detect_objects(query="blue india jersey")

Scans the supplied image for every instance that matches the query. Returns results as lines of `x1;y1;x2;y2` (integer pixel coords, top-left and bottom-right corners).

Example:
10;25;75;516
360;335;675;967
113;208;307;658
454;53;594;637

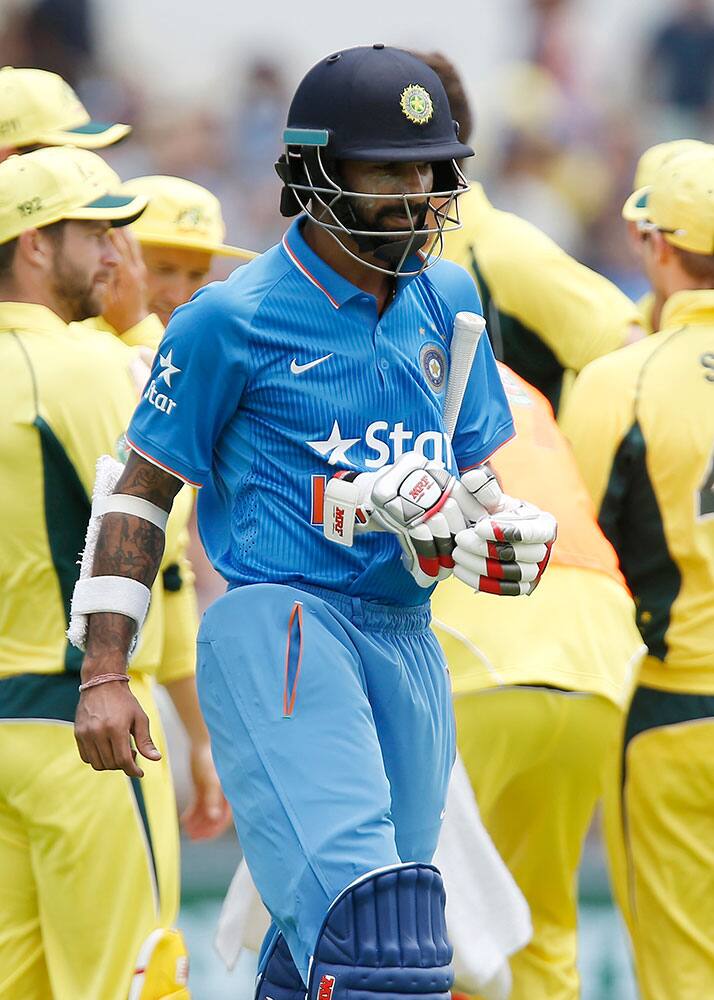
127;217;514;606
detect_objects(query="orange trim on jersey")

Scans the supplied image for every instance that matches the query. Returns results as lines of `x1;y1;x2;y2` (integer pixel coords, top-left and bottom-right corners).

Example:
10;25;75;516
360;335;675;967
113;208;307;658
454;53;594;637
282;235;340;310
283;601;304;718
125;436;203;489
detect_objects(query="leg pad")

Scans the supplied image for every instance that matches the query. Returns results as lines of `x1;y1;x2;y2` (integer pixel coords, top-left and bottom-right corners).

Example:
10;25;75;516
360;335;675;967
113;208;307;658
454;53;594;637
308;864;453;1000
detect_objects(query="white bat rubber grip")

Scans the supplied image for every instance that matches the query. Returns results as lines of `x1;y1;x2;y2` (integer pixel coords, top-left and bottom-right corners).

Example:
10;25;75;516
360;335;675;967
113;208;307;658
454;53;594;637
443;311;486;439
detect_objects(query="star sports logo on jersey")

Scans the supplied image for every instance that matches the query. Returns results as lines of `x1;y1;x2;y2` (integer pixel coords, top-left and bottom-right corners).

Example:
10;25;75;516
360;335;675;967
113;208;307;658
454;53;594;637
307;419;453;526
307;419;452;468
143;349;181;415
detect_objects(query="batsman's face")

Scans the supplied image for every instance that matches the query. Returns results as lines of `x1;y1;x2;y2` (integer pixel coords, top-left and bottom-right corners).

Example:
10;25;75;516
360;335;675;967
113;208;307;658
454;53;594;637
142;245;212;326
339;159;434;236
48;220;120;323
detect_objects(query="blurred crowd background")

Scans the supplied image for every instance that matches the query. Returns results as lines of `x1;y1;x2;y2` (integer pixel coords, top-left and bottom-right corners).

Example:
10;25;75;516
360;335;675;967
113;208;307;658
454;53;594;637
3;0;714;318
1;1;711;995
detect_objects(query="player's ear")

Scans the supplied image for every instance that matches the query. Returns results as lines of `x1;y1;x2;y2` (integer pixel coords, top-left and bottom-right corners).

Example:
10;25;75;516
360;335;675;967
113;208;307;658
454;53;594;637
651;230;673;265
17;226;54;271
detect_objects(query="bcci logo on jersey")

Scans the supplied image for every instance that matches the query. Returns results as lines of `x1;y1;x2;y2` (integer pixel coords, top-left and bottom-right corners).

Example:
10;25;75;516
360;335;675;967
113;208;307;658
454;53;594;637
419;342;447;393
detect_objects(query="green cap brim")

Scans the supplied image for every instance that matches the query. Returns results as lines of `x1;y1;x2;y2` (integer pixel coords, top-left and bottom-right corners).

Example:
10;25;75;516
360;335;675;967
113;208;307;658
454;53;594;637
65;192;148;226
622;186;651;222
34;120;132;150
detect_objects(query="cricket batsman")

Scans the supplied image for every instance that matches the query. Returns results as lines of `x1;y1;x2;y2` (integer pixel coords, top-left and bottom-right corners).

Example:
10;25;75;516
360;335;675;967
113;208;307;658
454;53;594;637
71;46;556;1000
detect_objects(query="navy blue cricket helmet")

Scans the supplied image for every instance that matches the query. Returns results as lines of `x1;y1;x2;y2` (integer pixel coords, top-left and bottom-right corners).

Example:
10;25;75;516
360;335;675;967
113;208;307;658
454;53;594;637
275;45;475;276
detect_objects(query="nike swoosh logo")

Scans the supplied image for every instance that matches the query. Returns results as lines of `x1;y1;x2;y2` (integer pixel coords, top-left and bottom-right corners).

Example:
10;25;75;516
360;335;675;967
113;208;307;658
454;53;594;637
290;353;333;375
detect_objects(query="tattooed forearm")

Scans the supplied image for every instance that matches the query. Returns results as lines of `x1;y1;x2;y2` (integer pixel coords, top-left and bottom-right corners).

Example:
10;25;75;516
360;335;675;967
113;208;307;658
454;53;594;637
83;452;184;667
116;450;184;507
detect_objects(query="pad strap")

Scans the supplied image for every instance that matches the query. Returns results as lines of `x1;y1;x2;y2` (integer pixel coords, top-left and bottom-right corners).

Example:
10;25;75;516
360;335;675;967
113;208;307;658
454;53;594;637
255;931;306;1000
72;576;151;626
92;494;169;532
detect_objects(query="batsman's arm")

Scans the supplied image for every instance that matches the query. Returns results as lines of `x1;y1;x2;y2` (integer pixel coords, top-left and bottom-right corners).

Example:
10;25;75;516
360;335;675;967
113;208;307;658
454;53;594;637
75;451;184;778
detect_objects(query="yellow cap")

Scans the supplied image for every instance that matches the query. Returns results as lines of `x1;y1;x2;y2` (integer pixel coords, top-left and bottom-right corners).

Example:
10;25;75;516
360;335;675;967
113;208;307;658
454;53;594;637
625;150;714;255
120;175;257;260
622;139;710;221
0;66;131;149
0;146;148;245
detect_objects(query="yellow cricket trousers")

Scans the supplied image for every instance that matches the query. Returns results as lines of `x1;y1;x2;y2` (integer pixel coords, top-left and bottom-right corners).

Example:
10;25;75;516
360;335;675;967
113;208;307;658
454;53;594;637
604;684;714;1000
0;671;179;1000
455;685;621;1000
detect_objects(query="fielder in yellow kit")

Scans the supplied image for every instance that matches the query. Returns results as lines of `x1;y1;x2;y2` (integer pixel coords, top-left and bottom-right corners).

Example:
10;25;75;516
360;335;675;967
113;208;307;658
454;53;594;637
562;151;714;1000
621;139;710;335
0;148;184;1000
432;364;644;1000
81;177;256;848
416;52;643;417
86;173;257;349
0;65;131;162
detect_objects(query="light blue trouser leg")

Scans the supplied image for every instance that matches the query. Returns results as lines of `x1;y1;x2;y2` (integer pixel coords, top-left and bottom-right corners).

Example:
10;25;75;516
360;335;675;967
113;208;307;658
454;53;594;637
197;583;453;983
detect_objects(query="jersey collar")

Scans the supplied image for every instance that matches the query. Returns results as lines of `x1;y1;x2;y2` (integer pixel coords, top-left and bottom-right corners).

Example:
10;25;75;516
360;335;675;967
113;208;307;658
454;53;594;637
281;217;422;309
0;301;69;335
281;218;364;309
660;288;714;330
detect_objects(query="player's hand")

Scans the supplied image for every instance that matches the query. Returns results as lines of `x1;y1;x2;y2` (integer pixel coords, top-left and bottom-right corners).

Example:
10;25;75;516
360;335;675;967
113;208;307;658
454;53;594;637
324;452;468;587
75;677;162;778
181;741;233;841
451;466;557;596
370;453;469;587
101;228;150;334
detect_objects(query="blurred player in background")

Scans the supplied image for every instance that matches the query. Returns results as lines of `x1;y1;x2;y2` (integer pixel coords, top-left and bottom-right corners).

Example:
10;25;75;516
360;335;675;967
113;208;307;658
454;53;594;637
68;45;556;1000
621;138;710;334
562;150;714;1000
417;52;643;417
432;364;644;1000
0;65;130;161
83;174;253;845
84;175;254;838
1;68;237;994
93;174;257;344
0;147;191;1000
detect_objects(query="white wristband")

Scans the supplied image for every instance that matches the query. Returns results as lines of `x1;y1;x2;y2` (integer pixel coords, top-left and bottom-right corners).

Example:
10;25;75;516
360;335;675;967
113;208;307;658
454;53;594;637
92;494;169;532
71;575;151;621
69;575;151;651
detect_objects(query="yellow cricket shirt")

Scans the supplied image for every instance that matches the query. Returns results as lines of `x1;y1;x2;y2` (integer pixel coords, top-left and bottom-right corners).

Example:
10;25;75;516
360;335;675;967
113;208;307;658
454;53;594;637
444;183;642;415
562;290;714;692
84;312;164;351
0;303;138;677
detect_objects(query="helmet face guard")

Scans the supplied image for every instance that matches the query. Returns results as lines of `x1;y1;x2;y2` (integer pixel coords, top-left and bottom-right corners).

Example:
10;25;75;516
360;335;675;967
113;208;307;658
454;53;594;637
276;129;469;278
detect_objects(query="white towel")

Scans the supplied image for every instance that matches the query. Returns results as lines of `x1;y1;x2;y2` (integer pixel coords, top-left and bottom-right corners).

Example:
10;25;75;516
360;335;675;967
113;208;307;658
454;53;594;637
67;455;125;650
215;751;531;1000
435;753;531;998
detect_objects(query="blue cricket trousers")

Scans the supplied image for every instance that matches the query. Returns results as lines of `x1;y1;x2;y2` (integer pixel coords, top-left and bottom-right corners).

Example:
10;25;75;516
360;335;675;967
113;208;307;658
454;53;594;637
197;582;455;980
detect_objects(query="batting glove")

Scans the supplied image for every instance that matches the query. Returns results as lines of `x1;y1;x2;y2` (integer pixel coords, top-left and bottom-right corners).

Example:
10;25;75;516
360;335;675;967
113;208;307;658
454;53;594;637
323;452;468;587
451;467;557;596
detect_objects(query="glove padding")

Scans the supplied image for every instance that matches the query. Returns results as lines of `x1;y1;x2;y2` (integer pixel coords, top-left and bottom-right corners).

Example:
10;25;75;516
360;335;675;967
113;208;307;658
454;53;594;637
451;467;557;596
324;452;468;587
